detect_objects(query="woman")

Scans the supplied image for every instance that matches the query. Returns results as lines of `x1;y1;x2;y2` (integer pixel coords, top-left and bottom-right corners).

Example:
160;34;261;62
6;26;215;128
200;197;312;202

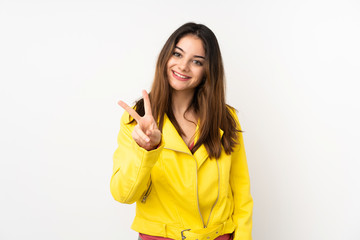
110;22;253;240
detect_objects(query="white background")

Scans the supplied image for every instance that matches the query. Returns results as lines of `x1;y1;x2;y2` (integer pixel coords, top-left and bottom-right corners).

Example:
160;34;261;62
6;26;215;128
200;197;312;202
0;0;359;239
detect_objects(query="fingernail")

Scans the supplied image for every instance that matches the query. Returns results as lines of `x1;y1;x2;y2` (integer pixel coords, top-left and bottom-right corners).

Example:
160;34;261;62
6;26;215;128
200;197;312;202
146;138;150;142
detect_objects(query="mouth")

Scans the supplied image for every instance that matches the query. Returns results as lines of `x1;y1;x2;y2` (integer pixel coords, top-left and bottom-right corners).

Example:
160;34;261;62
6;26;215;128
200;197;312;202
172;70;191;81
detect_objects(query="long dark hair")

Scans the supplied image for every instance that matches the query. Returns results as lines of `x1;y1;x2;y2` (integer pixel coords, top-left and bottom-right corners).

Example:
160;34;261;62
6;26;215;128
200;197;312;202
130;22;241;158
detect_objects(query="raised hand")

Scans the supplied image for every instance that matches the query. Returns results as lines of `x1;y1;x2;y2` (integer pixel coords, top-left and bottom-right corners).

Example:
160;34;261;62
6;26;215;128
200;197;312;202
118;90;161;151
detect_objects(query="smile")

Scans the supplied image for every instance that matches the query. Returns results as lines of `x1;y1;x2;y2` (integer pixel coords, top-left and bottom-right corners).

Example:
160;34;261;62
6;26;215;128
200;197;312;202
172;70;191;80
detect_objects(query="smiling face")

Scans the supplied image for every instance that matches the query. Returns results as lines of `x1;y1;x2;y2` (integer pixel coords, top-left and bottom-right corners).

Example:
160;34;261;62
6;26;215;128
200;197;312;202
167;34;206;94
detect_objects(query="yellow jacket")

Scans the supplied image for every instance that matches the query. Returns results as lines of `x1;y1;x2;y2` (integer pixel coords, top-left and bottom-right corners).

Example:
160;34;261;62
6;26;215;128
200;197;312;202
110;110;253;240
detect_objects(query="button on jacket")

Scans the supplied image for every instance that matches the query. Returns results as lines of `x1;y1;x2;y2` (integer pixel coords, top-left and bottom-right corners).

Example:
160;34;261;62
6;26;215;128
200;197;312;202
110;109;253;240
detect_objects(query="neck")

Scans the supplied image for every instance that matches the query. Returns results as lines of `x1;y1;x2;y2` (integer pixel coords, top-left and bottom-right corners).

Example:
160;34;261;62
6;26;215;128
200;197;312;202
171;89;195;116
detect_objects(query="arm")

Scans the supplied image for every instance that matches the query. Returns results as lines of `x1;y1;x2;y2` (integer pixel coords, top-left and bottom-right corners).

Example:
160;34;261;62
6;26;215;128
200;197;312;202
110;111;164;204
230;113;253;240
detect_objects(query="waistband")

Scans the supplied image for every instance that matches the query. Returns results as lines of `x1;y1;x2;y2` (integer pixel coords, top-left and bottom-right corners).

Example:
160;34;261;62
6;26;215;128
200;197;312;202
132;217;235;240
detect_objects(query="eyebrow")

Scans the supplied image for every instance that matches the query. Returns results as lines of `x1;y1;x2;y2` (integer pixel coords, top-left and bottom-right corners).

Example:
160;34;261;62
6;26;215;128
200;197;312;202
175;46;205;59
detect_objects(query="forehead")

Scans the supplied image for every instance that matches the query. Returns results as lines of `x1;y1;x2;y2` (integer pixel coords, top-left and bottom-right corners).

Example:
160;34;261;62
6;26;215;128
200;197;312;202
176;35;205;56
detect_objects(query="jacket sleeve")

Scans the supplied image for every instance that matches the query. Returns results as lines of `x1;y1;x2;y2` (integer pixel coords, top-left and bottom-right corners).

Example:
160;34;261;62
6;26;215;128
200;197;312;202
110;111;165;204
230;111;253;240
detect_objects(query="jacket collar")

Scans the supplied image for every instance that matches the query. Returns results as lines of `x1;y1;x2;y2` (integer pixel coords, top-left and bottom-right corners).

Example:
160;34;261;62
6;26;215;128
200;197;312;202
162;113;191;154
162;114;224;169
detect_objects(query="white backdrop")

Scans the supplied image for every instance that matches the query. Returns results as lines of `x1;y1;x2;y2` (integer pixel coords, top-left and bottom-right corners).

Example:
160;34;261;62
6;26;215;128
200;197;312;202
1;0;359;239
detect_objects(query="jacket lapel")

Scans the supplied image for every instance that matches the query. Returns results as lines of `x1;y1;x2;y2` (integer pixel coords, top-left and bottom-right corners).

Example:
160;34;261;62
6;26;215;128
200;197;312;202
162;114;224;170
194;127;224;170
162;114;191;154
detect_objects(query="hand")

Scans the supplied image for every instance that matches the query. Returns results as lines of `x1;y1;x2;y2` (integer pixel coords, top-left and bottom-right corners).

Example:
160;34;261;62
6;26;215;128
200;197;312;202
118;90;161;151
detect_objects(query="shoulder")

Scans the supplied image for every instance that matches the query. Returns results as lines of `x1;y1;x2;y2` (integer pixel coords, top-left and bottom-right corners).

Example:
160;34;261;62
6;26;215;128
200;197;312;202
226;104;242;131
120;110;132;124
120;108;137;130
226;104;237;116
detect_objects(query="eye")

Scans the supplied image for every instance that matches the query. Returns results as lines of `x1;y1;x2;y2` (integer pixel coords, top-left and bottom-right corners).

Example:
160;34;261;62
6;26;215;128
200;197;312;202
193;60;203;66
173;51;181;57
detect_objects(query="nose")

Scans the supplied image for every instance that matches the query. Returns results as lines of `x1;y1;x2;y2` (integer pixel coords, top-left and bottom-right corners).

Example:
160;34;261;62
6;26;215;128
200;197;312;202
178;59;189;72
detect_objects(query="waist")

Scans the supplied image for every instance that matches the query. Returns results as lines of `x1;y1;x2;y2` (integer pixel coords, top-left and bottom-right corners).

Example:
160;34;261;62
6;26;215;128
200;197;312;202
139;232;233;240
132;217;235;240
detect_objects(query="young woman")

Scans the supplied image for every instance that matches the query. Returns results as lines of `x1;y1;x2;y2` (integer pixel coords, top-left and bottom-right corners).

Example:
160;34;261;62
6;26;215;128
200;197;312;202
110;22;253;240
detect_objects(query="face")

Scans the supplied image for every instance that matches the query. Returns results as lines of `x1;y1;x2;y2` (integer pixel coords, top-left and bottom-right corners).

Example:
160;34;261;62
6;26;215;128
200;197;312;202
167;34;206;94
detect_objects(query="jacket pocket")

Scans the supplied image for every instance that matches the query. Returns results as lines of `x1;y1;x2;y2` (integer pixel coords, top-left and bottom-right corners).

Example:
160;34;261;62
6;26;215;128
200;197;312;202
141;180;152;203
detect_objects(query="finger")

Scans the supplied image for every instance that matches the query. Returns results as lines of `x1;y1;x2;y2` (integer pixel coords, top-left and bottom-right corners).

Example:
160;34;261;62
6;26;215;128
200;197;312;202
132;130;151;148
142;90;153;116
133;125;150;143
118;100;141;122
146;129;161;146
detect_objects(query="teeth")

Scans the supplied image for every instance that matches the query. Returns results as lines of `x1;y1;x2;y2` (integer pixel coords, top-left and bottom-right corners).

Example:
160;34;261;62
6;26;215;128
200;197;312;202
174;71;188;79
